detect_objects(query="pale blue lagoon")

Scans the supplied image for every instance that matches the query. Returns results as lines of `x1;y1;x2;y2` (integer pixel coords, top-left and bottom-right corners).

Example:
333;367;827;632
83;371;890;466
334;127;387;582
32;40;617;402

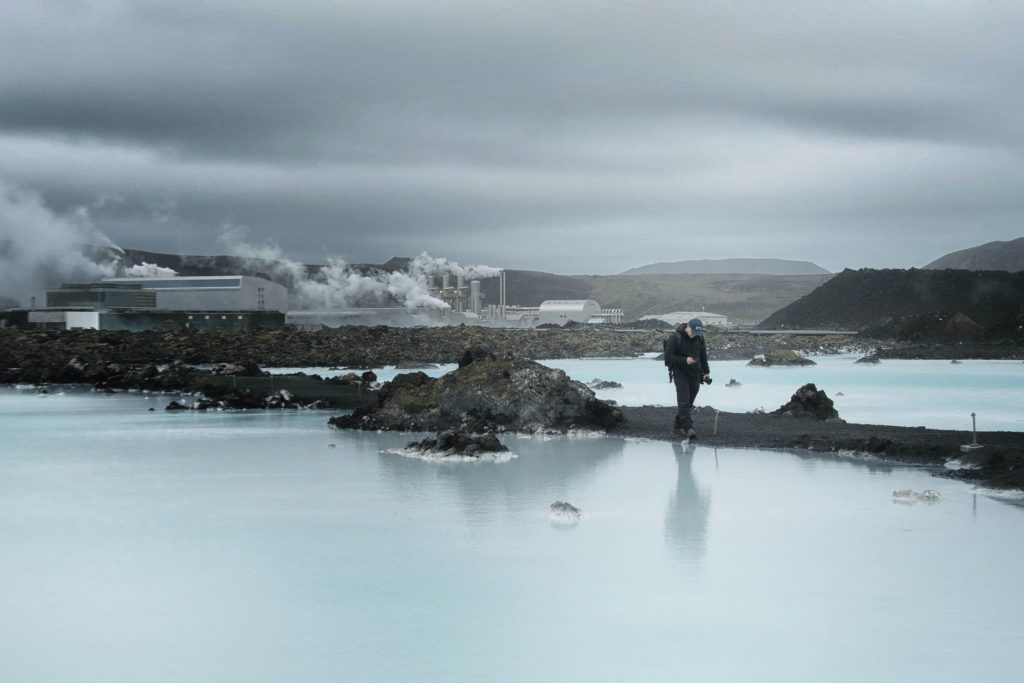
271;355;1024;431
2;365;1024;682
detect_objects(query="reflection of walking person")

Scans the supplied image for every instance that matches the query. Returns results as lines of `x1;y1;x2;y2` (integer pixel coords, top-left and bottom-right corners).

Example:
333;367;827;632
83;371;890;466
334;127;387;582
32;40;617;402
664;318;711;439
665;441;710;564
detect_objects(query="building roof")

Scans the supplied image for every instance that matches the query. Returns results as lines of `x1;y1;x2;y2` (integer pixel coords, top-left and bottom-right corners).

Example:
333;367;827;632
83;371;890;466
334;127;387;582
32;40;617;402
101;276;246;289
539;299;601;311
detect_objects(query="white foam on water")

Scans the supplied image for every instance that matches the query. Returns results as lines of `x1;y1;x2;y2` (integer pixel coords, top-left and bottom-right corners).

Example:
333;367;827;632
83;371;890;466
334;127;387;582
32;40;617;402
892;489;942;505
975;487;1024;501
944;458;981;470
382;447;518;463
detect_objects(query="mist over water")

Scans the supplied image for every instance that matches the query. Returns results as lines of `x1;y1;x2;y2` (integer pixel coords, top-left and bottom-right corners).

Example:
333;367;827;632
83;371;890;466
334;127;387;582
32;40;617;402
1;387;1022;682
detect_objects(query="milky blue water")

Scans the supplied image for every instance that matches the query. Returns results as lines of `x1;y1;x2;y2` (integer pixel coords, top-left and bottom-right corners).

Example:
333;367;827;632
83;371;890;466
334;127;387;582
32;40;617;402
2;387;1023;682
271;355;1024;431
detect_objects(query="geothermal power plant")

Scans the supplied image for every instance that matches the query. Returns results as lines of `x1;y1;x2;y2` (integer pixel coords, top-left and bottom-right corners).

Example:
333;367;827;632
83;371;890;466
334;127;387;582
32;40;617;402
1;267;629;331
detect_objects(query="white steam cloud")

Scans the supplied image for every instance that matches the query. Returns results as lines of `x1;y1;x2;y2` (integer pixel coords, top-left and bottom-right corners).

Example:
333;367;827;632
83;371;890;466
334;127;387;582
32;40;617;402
0;182;498;312
122;262;179;278
218;225;500;310
0;181;122;308
407;254;502;281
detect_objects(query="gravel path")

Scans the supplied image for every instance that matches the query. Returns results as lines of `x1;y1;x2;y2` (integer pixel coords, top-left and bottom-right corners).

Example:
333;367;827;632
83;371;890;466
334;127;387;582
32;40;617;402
613;405;1024;489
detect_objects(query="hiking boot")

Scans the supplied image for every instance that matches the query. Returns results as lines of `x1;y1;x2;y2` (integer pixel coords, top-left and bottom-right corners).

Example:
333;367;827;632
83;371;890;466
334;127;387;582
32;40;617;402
672;424;685;436
686;428;698;440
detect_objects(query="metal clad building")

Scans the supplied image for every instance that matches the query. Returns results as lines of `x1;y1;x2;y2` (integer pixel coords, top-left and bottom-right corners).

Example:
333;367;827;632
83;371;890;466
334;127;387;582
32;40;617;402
46;283;157;309
101;276;288;312
538;300;602;325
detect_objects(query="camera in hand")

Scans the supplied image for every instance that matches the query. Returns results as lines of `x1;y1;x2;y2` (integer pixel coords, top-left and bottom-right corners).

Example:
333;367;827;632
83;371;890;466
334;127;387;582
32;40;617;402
702;376;713;385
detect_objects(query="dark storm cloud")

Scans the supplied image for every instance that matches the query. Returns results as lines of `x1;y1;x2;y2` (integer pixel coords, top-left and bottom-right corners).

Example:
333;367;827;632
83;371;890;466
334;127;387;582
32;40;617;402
1;0;1023;273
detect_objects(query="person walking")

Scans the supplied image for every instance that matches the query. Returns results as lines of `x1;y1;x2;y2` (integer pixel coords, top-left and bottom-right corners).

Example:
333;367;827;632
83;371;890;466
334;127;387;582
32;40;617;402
664;318;711;439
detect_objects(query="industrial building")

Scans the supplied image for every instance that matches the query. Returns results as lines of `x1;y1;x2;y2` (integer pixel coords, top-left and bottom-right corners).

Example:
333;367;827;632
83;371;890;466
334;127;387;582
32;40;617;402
100;276;288;312
8;275;288;331
23;309;284;331
539;300;626;325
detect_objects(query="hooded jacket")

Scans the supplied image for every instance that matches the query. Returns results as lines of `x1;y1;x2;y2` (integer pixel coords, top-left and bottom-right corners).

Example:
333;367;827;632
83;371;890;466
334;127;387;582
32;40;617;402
664;327;710;380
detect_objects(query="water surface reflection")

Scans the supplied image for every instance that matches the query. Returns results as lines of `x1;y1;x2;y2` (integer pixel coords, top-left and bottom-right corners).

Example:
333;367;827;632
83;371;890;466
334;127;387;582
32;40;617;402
664;442;711;567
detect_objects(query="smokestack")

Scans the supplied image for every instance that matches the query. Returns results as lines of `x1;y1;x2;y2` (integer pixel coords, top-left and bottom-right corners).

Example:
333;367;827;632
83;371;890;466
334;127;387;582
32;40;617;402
470;280;481;315
499;270;506;319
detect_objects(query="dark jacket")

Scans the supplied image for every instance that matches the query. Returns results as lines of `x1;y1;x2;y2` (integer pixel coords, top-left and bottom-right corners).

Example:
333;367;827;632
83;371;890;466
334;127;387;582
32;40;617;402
665;328;710;380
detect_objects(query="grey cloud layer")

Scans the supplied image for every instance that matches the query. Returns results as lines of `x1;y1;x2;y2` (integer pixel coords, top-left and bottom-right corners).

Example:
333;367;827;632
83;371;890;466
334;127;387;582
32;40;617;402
1;0;1022;272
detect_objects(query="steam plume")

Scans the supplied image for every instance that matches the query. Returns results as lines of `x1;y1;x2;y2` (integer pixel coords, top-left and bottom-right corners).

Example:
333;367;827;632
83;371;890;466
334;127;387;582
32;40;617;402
121;262;179;278
0;181;122;308
218;225;500;310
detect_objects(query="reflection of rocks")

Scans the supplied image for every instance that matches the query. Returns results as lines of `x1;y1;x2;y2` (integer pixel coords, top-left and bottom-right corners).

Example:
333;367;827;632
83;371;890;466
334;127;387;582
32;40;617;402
330;350;624;433
406;430;508;458
772;383;840;421
375;432;627;521
549;501;583;524
587;378;623;390
747;349;816;366
166;388;314;411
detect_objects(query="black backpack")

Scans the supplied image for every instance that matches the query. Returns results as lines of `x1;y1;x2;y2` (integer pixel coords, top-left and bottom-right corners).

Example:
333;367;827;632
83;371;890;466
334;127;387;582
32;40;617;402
663;330;680;381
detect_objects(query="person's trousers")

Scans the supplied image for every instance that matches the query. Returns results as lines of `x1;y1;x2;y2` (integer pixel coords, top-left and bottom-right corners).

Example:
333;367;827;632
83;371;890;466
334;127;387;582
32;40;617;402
673;374;701;429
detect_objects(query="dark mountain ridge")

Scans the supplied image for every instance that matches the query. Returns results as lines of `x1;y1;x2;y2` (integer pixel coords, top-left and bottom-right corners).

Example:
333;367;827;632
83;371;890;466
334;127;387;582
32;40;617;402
758;268;1024;342
923;237;1024;272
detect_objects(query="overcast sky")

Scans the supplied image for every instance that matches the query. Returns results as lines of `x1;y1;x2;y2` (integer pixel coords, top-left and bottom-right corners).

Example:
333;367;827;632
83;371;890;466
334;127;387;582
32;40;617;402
1;0;1022;274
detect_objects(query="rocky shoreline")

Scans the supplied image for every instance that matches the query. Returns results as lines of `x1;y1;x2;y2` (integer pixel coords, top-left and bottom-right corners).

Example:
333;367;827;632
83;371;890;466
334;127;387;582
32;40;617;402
3;327;1021;490
3;327;1021;381
611;405;1024;492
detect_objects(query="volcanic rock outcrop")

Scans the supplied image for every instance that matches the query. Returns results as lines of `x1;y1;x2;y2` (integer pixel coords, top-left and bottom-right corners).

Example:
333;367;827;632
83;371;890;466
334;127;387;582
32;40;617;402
405;430;508;457
329;349;624;433
771;383;839;421
747;349;817;367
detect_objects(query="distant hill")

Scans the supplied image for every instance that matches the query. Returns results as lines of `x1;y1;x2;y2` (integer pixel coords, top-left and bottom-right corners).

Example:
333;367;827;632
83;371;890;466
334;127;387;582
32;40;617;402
477;271;830;324
923;237;1024;272
620;258;829;276
758;269;1024;340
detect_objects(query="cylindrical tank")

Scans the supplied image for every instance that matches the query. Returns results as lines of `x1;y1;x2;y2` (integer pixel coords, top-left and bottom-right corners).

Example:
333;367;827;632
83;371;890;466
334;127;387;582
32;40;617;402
470;280;481;315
